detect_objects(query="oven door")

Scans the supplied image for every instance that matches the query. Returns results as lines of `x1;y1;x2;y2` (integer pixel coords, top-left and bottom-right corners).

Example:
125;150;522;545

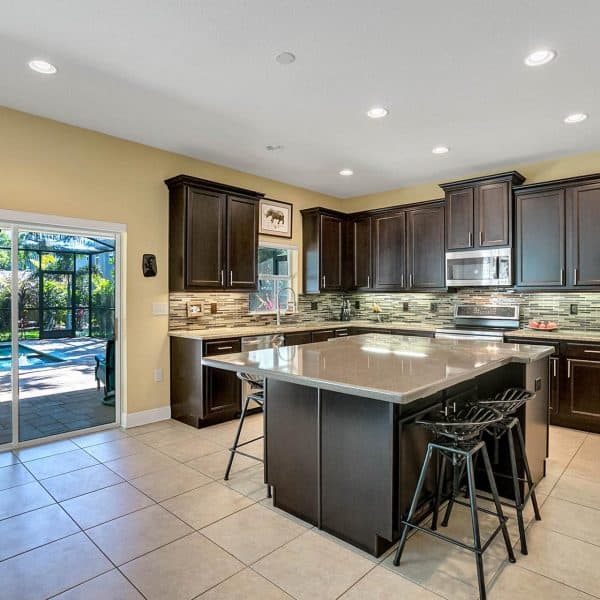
445;249;511;287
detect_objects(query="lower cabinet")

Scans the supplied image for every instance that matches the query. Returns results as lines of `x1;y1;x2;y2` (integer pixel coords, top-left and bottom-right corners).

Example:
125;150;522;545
284;331;313;346
311;329;336;342
563;344;600;432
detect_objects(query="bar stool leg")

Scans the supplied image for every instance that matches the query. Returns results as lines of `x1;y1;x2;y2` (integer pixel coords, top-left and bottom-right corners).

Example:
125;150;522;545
224;394;251;481
507;424;528;554
515;420;541;521
441;460;464;527
431;454;447;531
480;444;516;564
394;446;435;566
465;452;486;600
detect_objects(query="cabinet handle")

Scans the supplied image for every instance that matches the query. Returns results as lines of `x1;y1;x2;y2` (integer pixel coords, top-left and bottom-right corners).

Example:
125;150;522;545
337;332;348;336
230;270;233;286
468;232;473;247
220;270;224;286
567;359;571;378
574;268;578;285
401;273;405;288
216;345;233;351
409;273;414;288
367;275;370;288
322;275;326;288
560;269;565;285
479;231;483;246
584;349;600;355
551;357;557;377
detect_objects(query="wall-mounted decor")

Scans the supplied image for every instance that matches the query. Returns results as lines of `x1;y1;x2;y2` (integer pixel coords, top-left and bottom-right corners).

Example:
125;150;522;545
259;198;293;238
142;254;157;277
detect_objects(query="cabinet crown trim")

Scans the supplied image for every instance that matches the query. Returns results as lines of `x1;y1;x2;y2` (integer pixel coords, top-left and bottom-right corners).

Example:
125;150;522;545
165;174;264;199
439;171;525;191
514;173;600;194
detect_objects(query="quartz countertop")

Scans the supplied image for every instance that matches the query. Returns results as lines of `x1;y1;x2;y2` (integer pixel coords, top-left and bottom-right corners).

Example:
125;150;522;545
202;333;554;405
506;328;600;343
169;320;438;341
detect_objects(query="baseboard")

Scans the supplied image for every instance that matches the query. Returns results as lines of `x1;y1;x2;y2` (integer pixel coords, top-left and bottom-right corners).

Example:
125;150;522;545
121;405;171;429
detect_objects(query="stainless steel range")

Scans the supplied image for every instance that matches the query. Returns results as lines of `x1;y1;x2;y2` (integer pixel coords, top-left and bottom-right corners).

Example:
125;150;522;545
435;304;520;342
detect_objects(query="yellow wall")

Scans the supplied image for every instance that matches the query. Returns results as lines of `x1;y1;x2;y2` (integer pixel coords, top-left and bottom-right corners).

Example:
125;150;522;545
342;152;600;212
0;106;340;417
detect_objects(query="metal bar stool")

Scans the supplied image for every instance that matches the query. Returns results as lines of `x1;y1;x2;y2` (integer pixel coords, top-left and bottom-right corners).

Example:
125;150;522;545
394;404;515;600
224;372;271;498
477;388;542;555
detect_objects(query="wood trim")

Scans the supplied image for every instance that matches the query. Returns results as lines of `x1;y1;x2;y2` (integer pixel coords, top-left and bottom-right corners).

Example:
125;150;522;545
440;171;525;192
165;174;264;199
514;173;600;193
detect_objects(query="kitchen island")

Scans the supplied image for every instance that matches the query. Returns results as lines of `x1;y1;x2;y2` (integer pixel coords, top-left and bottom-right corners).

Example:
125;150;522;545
203;334;554;556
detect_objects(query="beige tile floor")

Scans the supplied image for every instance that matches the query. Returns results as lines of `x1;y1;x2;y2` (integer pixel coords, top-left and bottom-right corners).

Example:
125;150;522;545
0;416;599;599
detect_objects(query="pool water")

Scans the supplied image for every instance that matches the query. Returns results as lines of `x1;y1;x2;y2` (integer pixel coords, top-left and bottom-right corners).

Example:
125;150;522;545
0;344;64;370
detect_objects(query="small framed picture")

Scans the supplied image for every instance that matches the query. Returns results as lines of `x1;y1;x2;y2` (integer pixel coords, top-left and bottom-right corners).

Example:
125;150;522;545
259;198;293;238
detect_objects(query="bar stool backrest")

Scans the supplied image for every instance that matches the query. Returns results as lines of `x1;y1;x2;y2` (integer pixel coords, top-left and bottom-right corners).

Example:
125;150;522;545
477;388;533;417
237;372;264;391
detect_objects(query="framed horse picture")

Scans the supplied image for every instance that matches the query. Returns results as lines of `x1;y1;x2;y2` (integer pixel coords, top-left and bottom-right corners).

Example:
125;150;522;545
259;198;293;238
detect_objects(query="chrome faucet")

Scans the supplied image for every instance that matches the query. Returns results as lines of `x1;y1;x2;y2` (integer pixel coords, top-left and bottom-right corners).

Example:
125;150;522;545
276;287;297;326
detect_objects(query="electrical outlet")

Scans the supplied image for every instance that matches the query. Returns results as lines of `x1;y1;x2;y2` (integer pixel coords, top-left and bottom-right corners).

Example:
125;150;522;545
570;304;578;315
311;302;318;310
152;302;168;316
354;300;360;310
210;303;218;314
153;368;163;383
403;302;409;312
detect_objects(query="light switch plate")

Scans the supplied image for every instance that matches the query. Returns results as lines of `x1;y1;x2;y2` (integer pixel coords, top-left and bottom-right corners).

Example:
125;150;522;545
154;368;164;383
186;301;202;317
152;302;168;316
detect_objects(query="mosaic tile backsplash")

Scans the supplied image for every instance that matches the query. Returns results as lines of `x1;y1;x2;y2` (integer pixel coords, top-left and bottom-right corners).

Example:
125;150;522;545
169;289;600;331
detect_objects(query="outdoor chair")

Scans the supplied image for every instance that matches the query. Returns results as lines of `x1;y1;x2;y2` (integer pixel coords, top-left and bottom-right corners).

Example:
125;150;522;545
95;339;115;406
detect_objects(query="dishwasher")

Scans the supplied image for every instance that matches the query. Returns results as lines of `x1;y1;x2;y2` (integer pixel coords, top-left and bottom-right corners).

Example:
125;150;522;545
240;334;285;411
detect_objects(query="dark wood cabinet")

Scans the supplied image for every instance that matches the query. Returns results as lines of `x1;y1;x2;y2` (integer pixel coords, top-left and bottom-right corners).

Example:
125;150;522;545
311;329;336;342
352;217;373;290
549;356;560;417
441;172;525;252
568;181;600;287
514;173;600;290
284;331;313;346
166;175;262;292
203;338;242;423
301;208;345;293
446;188;474;250
515;189;566;287
373;210;406;290
406;204;445;289
564;344;600;432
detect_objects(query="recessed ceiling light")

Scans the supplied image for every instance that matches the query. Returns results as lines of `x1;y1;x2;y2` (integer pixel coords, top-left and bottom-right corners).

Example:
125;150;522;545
28;59;57;74
275;52;296;65
339;169;354;176
367;107;389;119
524;49;557;67
266;145;284;151
564;113;588;124
432;146;450;154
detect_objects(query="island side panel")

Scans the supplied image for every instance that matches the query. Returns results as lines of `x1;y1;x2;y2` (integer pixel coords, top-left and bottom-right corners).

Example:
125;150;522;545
265;379;319;525
320;390;396;556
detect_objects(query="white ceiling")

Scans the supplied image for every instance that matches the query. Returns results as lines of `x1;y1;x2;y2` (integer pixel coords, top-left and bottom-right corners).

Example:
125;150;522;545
1;1;599;198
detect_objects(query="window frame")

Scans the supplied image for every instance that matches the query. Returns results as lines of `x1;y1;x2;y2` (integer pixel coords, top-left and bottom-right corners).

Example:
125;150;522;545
249;242;298;315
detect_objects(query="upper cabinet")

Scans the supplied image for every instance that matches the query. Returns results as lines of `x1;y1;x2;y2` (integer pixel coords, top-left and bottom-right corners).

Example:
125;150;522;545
166;175;262;292
441;172;525;251
373;210;406;290
515;174;600;289
301;208;345;293
406;204;445;289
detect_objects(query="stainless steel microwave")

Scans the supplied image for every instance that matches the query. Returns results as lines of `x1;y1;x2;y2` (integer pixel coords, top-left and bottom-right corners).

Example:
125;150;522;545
445;248;512;287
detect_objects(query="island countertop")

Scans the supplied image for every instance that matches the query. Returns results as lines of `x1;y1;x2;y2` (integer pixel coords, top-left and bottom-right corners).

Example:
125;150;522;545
202;333;554;404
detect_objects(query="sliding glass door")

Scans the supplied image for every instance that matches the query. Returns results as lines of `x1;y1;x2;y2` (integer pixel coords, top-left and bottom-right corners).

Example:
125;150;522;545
0;223;120;448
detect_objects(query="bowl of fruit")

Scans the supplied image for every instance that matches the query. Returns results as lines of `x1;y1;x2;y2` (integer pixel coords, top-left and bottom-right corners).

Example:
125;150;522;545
527;319;559;331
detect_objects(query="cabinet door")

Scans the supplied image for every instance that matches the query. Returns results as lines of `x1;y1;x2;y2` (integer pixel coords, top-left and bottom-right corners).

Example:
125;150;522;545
566;358;600;430
446;188;474;250
227;195;258;289
186;188;226;289
353;217;372;289
477;182;510;247
311;330;335;342
320;215;343;291
203;338;242;421
406;206;445;289
373;211;406;290
284;331;313;346
515;190;565;287
568;182;600;286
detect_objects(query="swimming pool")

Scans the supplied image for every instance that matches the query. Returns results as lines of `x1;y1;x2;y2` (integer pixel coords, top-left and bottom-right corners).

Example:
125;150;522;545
0;344;64;370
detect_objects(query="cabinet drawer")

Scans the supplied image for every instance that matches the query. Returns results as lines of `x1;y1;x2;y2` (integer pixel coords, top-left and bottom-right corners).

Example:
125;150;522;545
204;338;242;356
566;343;600;360
505;337;560;355
334;328;350;337
284;331;313;346
312;330;335;342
